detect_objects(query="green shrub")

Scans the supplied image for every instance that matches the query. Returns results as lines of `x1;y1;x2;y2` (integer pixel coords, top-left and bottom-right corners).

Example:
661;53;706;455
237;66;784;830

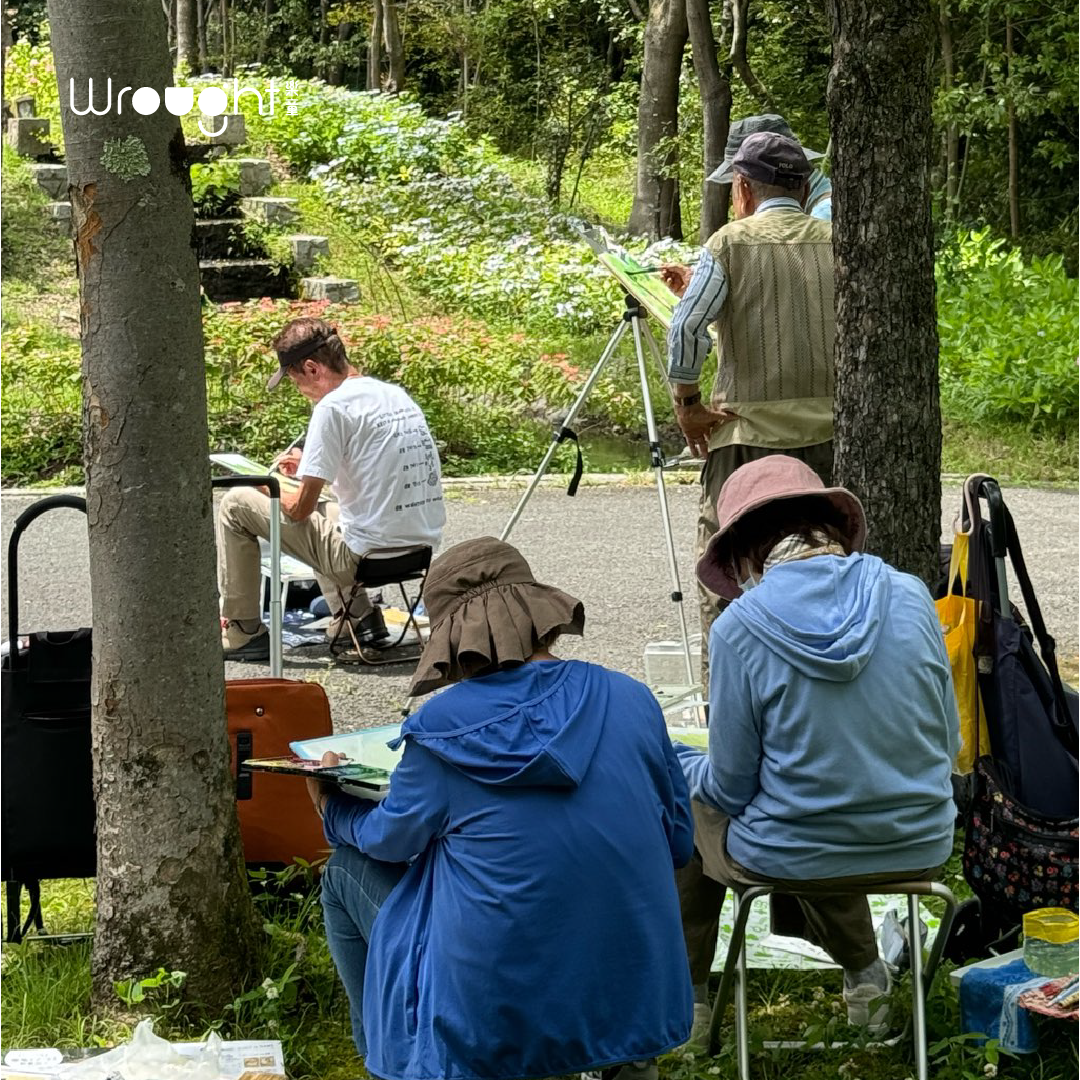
190;158;241;218
0;320;82;484
3;24;63;153
202;298;583;474
238;80;688;337
1;151;71;286
937;229;1079;433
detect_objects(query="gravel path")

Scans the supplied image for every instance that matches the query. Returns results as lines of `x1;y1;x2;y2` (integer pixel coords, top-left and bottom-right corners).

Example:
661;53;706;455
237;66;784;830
2;480;1076;732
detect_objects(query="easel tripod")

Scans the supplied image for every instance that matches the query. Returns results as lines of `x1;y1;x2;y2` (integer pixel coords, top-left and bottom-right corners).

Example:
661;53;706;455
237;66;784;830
500;293;697;688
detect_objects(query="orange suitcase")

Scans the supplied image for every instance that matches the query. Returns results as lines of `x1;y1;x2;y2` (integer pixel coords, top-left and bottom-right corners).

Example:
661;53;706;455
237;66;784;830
227;677;332;867
214;474;334;868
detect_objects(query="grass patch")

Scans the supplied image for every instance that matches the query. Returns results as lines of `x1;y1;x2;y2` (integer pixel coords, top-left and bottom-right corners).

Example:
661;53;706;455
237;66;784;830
941;418;1078;486
3;863;1076;1080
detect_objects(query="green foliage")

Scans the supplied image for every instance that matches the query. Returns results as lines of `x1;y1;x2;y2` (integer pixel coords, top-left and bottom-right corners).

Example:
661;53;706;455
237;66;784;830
190;158;242;218
3;23;63;153
0;149;72;286
114;969;187;1009
0;319;82;484
937;229;1079;432
201;298;583;475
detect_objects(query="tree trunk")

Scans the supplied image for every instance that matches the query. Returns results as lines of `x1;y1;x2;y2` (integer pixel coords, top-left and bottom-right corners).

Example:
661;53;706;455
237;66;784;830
2;5;12;109
1005;14;1019;239
196;0;208;71
686;0;731;240
220;0;231;76
383;0;405;92
166;0;177;56
826;0;942;584
331;21;354;86
258;0;276;65
176;0;198;73
367;2;383;90
44;0;258;1011
628;0;687;240
939;0;957;217
316;0;329;79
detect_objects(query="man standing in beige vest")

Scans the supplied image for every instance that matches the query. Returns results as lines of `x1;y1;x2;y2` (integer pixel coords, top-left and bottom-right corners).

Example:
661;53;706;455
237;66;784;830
661;131;835;1037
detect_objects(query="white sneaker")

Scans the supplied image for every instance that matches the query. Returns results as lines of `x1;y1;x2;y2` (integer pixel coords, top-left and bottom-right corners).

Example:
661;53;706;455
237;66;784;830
842;967;892;1035
684;1001;711;1047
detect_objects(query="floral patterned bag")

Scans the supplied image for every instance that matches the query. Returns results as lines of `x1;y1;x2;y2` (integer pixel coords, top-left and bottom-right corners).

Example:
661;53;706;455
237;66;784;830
963;754;1078;919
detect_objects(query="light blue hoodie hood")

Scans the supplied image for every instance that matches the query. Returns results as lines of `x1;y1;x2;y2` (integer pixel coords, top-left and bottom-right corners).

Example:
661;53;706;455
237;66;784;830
392;660;604;788
679;550;959;880
729;553;891;682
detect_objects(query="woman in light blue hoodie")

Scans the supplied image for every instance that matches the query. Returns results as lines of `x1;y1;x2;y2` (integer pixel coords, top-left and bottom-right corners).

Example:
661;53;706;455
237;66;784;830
677;455;959;1036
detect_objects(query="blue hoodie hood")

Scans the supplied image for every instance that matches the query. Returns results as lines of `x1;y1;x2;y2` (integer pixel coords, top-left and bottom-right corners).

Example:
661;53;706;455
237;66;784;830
390;660;604;788
728;553;891;682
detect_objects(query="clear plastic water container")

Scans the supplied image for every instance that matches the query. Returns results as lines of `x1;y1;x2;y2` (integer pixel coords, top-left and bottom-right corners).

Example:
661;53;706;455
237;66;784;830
1023;908;1080;977
644;636;701;695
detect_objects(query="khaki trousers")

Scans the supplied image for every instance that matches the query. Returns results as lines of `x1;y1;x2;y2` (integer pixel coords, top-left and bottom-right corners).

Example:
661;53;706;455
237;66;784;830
677;801;939;983
696;440;833;689
216;487;372;623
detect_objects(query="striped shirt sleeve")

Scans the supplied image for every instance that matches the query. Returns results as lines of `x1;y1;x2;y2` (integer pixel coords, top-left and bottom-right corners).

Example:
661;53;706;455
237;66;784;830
667;249;727;384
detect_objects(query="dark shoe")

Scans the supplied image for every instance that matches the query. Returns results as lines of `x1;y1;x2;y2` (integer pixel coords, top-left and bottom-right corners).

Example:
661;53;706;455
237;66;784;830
222;620;270;662
356;607;390;646
327;607;390;647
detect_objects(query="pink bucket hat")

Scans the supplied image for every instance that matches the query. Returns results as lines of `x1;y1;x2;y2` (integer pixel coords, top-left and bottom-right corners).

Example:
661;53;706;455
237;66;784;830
697;455;867;600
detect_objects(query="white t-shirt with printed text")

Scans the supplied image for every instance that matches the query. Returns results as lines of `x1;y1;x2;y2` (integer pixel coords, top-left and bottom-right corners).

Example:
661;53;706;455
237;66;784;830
298;376;445;554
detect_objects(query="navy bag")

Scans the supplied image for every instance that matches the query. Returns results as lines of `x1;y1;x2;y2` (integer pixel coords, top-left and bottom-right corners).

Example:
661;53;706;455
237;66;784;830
962;475;1078;819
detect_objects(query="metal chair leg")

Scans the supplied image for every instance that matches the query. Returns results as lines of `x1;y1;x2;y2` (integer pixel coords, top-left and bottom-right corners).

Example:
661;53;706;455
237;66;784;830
735;892;751;1080
708;886;767;1059
908;893;928;1080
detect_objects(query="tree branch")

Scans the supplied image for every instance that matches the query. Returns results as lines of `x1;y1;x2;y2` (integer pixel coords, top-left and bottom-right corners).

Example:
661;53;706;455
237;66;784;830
729;0;772;108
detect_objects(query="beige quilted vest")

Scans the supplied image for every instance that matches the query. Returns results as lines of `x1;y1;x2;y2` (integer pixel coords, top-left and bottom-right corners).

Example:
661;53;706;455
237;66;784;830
703;209;834;449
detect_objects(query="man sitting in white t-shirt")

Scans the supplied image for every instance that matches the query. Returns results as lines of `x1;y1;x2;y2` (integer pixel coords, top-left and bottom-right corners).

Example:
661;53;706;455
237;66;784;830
218;318;446;661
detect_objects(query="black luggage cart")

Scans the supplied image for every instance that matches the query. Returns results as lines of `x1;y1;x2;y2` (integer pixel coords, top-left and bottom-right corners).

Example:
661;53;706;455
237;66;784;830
1;495;96;942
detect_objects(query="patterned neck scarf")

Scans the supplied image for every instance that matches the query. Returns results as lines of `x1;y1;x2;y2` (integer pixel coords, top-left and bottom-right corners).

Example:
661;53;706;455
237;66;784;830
763;530;847;575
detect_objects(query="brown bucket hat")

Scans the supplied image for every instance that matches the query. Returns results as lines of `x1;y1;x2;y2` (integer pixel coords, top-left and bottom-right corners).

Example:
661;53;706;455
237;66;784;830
408;537;585;697
697;455;867;601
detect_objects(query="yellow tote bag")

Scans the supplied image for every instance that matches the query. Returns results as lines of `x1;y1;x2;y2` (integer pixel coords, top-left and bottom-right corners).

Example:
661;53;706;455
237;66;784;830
935;532;988;774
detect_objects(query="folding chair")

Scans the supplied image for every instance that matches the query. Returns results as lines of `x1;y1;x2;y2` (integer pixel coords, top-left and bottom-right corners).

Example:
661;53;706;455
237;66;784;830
329;545;432;665
708;879;959;1080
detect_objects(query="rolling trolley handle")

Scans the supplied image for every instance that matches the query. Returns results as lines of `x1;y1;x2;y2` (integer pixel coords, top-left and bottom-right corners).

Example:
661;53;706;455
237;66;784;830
6;495;88;663
211;476;283;677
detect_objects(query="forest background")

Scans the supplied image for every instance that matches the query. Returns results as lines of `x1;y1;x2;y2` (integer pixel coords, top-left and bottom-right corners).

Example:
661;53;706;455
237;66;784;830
2;0;1077;488
0;3;1078;1078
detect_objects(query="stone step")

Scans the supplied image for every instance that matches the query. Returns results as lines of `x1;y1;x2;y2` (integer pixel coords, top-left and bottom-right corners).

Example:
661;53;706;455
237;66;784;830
286;234;330;270
240;196;299;226
6;116;52;159
195;217;259;260
233;157;274;197
46;201;72;236
199;258;292;303
301;277;360;303
28;162;68;199
200;113;247;147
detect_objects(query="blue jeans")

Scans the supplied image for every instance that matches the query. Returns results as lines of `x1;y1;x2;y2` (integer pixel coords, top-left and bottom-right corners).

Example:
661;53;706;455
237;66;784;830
321;844;409;1057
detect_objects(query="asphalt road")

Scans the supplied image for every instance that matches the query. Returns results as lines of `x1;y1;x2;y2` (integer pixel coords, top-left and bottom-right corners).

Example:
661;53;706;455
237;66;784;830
2;480;1076;732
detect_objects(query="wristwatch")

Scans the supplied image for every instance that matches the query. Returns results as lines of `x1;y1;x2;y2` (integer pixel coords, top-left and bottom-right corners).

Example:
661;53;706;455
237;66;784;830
674;391;701;408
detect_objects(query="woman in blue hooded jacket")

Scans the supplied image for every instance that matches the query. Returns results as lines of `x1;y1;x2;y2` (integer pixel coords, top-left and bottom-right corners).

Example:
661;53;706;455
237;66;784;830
308;537;694;1080
677;455;960;1037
